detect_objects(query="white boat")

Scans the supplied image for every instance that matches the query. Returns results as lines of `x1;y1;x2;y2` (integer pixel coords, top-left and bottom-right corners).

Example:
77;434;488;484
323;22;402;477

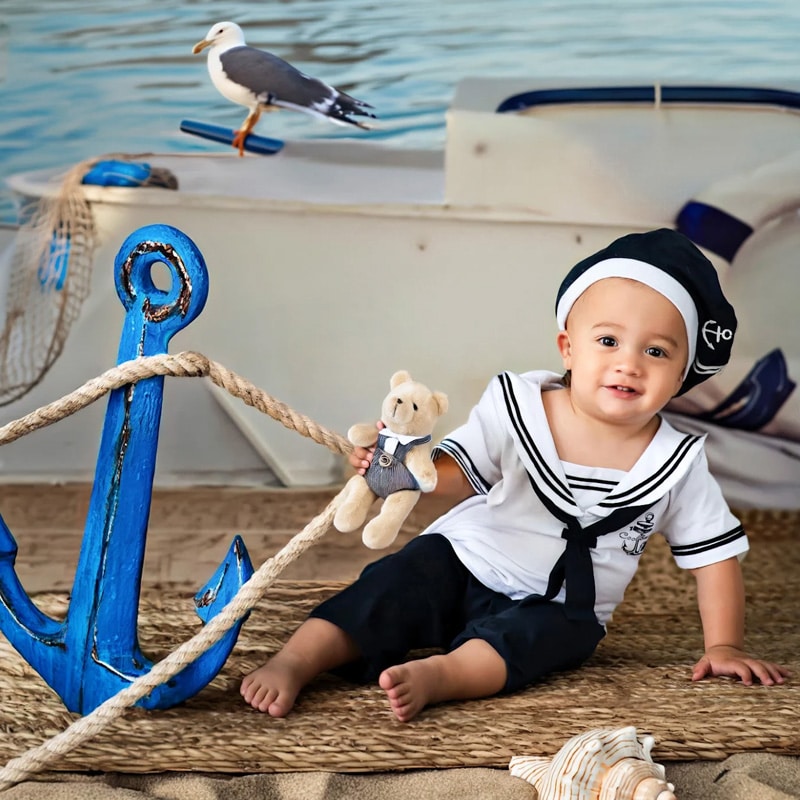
3;78;800;502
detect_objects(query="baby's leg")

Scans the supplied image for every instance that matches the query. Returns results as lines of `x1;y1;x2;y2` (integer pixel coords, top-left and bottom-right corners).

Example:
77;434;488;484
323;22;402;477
379;638;506;722
241;617;359;716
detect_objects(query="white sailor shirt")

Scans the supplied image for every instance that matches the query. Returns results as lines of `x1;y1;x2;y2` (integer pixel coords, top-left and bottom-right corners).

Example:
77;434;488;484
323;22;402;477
422;370;748;626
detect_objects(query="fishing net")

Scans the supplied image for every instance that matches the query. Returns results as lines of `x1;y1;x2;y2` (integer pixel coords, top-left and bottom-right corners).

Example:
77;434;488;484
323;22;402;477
0;155;178;406
0;159;96;406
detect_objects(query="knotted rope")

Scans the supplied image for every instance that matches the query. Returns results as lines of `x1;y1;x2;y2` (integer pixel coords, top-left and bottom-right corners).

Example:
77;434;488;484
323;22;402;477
0;352;355;790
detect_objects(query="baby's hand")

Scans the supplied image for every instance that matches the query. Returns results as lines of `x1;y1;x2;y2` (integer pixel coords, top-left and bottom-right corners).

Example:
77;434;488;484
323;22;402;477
692;645;791;686
348;421;385;475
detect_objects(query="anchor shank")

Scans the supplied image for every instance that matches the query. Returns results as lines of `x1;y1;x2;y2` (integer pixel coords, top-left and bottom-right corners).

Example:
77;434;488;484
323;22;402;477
62;229;208;712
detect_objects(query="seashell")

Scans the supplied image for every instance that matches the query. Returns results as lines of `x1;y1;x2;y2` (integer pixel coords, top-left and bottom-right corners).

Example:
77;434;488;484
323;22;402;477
509;754;550;786
508;726;677;800
600;758;677;800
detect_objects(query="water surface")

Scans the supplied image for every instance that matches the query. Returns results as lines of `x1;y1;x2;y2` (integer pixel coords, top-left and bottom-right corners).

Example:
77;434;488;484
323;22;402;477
2;0;799;221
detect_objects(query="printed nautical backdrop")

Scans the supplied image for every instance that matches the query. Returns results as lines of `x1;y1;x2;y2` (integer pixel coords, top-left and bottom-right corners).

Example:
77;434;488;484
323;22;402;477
1;0;799;222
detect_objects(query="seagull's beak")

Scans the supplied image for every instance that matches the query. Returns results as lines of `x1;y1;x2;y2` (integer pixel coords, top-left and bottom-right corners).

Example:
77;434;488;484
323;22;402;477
192;39;211;55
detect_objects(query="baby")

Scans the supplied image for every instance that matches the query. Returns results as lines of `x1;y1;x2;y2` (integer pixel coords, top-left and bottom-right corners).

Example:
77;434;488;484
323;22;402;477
241;228;789;721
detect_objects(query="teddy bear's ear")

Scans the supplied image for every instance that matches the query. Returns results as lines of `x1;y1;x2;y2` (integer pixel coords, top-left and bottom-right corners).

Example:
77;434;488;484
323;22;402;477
390;370;412;388
432;391;449;416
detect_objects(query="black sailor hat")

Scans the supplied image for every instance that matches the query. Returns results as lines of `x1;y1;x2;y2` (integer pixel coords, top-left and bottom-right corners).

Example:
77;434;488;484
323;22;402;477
555;228;737;396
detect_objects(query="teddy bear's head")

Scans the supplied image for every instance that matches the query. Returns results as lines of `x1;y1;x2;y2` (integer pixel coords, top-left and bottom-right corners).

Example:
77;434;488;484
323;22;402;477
380;370;449;437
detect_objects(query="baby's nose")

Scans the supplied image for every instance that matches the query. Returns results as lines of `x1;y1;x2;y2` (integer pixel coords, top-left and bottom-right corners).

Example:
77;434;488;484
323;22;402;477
615;349;643;375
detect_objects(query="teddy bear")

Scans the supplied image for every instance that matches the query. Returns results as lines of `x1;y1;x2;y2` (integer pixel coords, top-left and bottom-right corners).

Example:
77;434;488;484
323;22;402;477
333;370;449;549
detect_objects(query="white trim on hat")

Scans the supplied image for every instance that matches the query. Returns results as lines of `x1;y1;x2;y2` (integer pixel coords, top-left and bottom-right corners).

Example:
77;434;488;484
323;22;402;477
555;257;698;377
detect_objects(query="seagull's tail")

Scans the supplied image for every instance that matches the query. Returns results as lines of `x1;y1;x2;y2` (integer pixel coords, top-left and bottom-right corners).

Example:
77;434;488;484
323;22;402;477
275;92;377;130
326;91;378;130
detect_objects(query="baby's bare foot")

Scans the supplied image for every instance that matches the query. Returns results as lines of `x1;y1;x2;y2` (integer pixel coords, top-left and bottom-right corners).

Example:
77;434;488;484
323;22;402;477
240;652;309;716
379;659;443;722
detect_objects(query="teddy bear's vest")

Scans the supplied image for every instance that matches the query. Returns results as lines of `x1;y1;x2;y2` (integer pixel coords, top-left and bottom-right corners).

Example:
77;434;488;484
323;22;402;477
365;431;432;498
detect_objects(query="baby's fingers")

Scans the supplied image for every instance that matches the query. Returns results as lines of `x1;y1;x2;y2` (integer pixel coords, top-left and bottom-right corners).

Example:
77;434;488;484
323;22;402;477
690;656;712;682
727;659;788;686
692;653;789;686
348;445;374;475
729;661;756;686
750;660;790;686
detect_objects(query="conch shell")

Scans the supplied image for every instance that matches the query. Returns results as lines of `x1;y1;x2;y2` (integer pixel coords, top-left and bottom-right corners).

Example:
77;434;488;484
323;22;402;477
509;726;677;799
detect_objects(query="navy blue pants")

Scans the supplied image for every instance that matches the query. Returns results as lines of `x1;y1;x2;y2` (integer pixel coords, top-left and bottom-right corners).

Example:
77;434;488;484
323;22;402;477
309;533;605;692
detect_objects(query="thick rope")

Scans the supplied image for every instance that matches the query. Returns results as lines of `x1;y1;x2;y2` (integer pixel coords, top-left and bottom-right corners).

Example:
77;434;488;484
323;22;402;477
0;351;352;455
0;353;357;790
0;493;345;789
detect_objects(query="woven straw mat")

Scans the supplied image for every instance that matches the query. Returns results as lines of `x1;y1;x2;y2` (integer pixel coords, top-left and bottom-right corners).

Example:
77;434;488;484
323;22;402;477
1;509;798;774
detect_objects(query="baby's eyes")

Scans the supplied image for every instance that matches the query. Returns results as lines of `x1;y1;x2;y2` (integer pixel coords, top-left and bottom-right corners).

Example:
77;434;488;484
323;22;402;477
595;338;668;358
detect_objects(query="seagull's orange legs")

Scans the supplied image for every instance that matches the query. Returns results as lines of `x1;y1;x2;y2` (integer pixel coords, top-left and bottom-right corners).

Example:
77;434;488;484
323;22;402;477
232;108;262;156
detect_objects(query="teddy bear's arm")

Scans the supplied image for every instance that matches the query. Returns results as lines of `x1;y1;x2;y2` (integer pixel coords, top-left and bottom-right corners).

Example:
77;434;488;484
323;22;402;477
347;422;380;449
405;447;438;493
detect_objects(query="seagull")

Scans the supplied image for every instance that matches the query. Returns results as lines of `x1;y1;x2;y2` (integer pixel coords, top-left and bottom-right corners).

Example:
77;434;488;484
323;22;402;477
192;21;377;156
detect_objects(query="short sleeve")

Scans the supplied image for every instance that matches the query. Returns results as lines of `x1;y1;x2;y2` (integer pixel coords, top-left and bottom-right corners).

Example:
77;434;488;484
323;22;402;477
432;376;505;495
659;448;748;569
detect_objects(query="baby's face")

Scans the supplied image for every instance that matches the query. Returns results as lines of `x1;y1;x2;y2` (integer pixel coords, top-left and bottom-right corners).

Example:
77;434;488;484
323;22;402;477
558;277;688;425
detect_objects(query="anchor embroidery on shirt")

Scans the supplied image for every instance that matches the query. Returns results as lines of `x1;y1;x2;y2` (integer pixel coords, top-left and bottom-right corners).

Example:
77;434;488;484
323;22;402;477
619;512;656;556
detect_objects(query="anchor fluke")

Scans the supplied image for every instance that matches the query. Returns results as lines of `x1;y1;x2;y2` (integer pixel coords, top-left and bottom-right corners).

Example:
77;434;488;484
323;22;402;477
0;513;64;692
195;535;254;622
131;535;256;711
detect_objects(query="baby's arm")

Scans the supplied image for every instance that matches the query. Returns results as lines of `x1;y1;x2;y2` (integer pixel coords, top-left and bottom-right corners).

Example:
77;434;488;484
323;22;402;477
428;453;475;506
690;557;790;686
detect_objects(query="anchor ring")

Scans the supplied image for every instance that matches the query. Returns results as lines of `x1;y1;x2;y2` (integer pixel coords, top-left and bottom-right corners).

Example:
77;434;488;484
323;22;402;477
119;239;193;322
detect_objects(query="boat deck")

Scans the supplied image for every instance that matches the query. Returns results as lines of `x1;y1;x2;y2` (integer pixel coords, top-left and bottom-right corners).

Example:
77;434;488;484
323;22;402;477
10;141;446;209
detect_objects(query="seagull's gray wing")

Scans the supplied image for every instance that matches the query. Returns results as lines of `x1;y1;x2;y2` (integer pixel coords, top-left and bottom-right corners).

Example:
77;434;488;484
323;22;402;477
220;46;375;125
220;47;332;106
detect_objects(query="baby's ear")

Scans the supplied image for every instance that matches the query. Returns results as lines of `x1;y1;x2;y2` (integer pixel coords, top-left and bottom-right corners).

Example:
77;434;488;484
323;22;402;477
555;330;572;368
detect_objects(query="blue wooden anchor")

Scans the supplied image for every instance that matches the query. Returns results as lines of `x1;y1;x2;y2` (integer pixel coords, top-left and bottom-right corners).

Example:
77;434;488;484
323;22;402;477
0;224;254;713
